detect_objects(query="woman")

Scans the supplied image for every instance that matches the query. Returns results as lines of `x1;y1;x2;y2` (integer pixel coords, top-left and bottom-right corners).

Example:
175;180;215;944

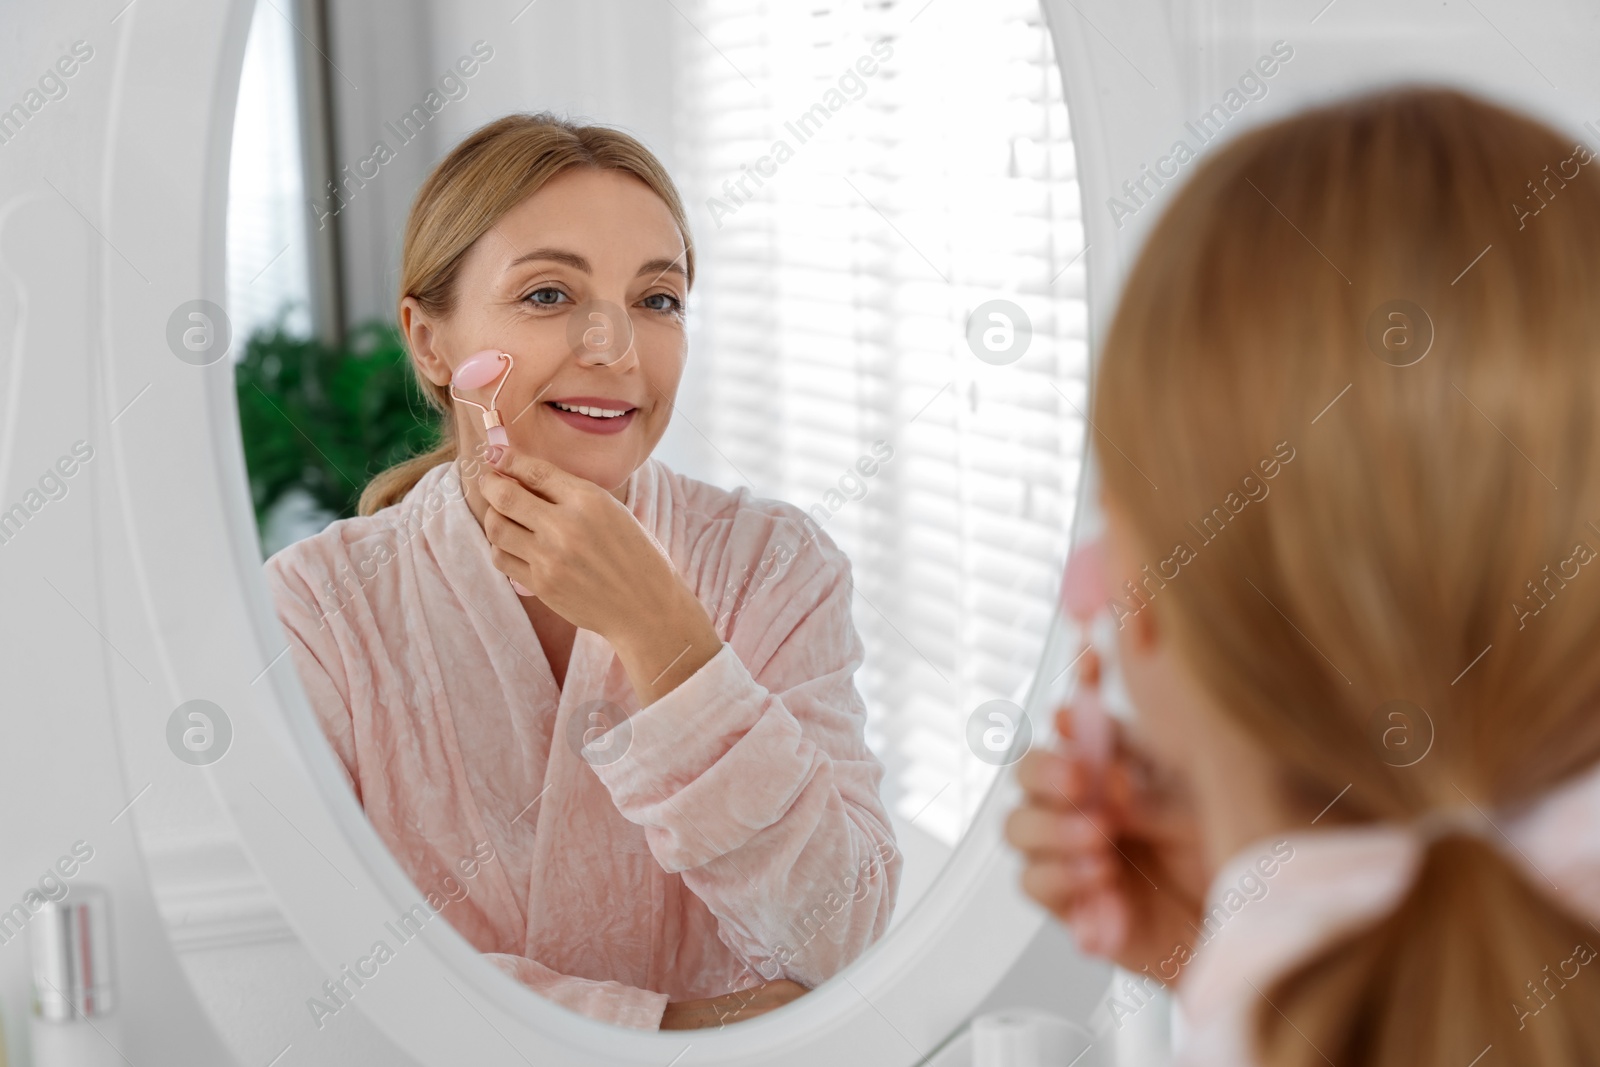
264;113;901;1031
1007;87;1600;1063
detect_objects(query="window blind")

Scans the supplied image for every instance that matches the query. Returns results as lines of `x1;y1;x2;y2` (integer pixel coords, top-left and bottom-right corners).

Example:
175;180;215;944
671;0;1089;846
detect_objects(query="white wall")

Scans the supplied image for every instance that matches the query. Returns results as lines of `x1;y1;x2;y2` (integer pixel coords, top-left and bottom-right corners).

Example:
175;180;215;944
10;1;1600;1065
0;2;258;1064
323;0;682;329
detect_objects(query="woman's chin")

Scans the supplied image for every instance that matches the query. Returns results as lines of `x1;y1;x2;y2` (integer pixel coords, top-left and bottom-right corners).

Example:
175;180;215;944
546;455;640;493
487;433;647;494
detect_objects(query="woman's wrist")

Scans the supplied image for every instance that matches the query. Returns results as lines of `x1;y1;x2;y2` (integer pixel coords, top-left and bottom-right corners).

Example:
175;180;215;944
608;577;723;706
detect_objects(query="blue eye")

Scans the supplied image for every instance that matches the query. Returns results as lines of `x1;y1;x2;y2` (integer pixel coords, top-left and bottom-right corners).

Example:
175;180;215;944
523;287;568;307
641;292;683;314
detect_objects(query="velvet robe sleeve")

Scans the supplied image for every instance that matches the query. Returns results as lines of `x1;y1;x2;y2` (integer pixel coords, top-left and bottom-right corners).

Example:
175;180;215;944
588;528;902;988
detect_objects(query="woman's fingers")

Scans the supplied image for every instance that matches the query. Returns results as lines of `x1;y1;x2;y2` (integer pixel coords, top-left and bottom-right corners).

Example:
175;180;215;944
487;445;579;502
479;467;555;532
1019;855;1116;913
1004;805;1113;854
477;460;564;581
1015;748;1093;806
1013;750;1142;963
1045;696;1190;831
1007;793;1120;923
1018;851;1131;960
1064;890;1130;959
482;499;536;550
482;507;546;595
1013;672;1206;969
1016;739;1122;828
488;545;534;589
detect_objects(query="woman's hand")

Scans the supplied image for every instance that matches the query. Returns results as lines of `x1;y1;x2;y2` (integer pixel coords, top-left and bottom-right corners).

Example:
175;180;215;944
477;447;722;703
1004;649;1209;981
659;979;810;1030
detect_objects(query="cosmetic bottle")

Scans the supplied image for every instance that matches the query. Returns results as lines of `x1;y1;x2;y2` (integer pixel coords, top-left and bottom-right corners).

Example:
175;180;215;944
971;1008;1090;1067
28;885;123;1067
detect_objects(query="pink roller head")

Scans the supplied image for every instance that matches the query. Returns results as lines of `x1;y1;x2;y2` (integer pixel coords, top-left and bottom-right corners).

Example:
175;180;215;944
1060;537;1108;622
452;349;509;390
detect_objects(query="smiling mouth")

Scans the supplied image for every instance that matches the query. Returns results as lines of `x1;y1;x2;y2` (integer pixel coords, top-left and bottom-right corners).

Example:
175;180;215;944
548;400;635;419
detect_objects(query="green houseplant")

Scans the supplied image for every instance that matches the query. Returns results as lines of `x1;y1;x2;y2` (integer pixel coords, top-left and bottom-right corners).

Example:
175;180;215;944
234;320;439;545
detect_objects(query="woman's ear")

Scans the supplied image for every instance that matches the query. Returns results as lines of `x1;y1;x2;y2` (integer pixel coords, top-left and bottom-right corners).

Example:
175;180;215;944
400;296;452;387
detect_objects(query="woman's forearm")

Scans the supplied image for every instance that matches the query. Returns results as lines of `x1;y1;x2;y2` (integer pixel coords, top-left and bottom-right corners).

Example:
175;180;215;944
608;576;723;706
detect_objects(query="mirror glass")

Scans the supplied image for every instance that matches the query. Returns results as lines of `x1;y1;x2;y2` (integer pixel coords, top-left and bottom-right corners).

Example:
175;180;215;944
226;0;1088;1031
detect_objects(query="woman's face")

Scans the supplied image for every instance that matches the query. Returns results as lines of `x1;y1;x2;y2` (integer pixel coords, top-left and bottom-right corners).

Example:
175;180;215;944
403;166;690;495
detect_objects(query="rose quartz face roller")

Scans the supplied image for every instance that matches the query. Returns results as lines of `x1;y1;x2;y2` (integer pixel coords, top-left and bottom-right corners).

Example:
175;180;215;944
449;349;514;464
1055;536;1128;956
1060;537;1115;782
449;349;533;597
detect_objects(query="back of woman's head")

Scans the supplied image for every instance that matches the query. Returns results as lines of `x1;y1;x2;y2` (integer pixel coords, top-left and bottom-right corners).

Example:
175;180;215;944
359;112;693;515
1093;85;1600;1063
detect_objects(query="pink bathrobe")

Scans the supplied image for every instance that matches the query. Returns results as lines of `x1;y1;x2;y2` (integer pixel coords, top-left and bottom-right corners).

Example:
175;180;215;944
264;457;901;1029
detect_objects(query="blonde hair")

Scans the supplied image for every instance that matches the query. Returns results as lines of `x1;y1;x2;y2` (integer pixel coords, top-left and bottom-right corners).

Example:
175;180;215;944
1094;86;1600;1062
358;113;695;515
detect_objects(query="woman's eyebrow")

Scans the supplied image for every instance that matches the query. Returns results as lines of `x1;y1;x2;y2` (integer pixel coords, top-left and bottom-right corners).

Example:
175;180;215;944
638;256;687;282
503;248;590;275
501;248;686;284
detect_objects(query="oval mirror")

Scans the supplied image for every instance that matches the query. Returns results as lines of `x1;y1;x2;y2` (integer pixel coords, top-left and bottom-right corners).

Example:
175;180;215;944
95;0;1119;1062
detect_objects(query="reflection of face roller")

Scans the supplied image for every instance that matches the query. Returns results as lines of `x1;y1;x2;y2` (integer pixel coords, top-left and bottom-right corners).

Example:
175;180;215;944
450;349;533;597
1058;538;1115;801
449;349;514;464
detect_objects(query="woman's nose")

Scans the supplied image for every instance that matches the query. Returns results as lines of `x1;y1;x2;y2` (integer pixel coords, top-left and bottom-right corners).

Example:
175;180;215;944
569;300;639;370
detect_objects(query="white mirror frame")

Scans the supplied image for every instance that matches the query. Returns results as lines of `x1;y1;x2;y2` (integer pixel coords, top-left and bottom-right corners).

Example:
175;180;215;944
90;0;1180;1062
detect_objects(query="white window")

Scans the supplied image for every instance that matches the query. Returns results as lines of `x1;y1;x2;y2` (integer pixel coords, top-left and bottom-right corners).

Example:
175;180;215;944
223;0;1091;877
671;0;1089;853
227;0;312;344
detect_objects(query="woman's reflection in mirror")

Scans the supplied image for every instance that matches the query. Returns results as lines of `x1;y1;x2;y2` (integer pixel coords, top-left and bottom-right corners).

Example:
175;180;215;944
263;113;902;1030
